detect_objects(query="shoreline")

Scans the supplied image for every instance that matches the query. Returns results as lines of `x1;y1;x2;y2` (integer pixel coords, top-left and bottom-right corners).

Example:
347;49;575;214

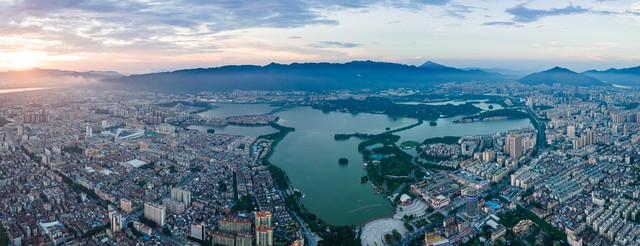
335;119;423;141
260;120;384;244
254;104;533;241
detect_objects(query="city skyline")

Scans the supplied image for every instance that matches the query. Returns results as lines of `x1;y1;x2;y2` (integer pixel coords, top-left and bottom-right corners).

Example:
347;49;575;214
0;0;639;73
4;1;640;246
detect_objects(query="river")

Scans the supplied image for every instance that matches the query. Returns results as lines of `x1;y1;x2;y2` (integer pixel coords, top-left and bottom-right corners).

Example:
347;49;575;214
0;87;50;94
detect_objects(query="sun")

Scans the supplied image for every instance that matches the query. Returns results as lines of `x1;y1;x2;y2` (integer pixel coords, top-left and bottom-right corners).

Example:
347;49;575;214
0;51;45;70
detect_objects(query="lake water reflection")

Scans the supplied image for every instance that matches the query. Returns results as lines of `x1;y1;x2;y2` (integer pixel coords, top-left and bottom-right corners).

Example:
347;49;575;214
198;103;532;225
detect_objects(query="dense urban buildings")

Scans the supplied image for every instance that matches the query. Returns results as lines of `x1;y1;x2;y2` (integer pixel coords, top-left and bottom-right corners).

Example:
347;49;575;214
1;0;639;245
2;82;640;246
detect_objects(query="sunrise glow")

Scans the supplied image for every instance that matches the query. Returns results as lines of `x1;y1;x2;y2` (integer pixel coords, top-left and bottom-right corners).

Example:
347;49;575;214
0;1;637;73
0;51;45;71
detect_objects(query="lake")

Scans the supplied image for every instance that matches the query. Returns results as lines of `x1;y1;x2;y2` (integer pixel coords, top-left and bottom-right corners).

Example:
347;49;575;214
201;103;532;225
395;117;531;156
199;103;275;118
269;106;531;225
187;124;277;137
397;99;503;111
192;103;278;137
270;107;414;225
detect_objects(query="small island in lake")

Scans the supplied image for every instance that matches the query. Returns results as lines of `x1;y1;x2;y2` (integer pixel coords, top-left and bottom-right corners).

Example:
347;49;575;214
312;97;482;121
339;158;349;165
360;176;369;183
454;109;528;123
421;136;460;145
488;105;494;110
400;140;419;149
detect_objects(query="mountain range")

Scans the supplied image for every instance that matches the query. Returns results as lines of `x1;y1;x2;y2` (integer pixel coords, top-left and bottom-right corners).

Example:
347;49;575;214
106;60;503;92
583;66;640;85
2;62;640;91
519;66;605;86
0;68;122;89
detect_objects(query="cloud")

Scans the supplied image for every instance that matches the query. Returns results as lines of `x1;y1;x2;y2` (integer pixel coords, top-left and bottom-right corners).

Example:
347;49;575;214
445;4;480;19
310;41;360;48
314;0;451;8
482;21;520;26
595;8;640;17
14;0;143;13
4;0;637;72
413;0;451;6
394;0;451;7
0;0;459;55
506;4;590;23
0;0;458;32
503;3;640;24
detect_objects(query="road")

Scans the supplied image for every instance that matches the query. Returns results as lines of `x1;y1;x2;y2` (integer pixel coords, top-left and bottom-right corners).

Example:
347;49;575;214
290;206;320;246
394;223;436;246
525;106;547;153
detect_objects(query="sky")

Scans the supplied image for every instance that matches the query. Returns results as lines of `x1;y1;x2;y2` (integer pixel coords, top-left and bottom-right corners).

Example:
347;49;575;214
0;0;639;73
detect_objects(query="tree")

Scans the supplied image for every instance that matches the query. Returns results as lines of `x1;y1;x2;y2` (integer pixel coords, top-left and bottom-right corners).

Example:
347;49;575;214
232;195;255;212
162;227;172;236
318;226;359;246
392;229;401;241
218;180;227;192
384;234;394;245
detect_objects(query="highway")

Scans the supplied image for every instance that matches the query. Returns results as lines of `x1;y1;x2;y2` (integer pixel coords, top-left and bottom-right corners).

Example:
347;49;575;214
525;106;547;153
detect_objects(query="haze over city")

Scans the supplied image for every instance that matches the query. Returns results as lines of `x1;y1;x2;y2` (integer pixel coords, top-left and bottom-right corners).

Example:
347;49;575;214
0;0;639;73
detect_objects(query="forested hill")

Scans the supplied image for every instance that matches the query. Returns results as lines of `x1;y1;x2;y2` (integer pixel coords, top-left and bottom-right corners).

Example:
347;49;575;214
105;61;505;92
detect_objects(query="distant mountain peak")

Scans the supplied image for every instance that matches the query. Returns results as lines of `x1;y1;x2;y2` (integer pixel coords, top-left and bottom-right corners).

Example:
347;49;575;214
545;66;574;73
420;60;450;69
519;67;604;87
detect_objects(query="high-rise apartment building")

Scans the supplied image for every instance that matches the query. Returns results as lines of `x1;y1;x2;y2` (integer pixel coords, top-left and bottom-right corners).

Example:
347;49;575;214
144;202;166;226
